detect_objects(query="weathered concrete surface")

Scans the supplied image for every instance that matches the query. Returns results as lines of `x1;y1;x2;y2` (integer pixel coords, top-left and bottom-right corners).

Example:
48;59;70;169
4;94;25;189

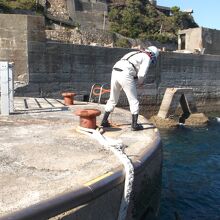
0;97;160;217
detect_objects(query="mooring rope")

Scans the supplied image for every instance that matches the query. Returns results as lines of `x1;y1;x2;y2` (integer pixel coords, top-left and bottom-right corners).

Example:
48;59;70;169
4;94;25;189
76;126;134;220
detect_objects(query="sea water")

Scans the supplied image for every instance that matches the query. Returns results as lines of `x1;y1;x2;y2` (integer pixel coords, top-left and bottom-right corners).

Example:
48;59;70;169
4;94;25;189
159;119;220;220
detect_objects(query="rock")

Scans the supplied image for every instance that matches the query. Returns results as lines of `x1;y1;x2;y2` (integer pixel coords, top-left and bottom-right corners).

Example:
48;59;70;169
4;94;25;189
185;113;209;126
149;113;209;128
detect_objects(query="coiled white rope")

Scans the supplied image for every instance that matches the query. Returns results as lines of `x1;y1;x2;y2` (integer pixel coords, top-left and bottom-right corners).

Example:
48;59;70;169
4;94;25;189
76;126;134;220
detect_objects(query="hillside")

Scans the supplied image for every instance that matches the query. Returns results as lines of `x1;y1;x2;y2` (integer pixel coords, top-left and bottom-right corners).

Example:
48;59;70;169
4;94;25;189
0;0;44;14
108;1;198;44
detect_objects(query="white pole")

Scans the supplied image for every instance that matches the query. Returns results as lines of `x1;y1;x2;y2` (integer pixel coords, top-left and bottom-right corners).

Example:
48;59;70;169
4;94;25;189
0;61;14;115
0;61;10;115
8;62;14;113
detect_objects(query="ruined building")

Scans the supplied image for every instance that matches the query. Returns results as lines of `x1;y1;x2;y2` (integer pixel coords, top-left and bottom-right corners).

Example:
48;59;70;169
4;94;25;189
178;27;220;55
40;0;109;29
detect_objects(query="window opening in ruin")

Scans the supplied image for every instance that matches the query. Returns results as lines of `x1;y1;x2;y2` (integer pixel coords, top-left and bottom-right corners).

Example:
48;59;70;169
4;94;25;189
180;34;186;50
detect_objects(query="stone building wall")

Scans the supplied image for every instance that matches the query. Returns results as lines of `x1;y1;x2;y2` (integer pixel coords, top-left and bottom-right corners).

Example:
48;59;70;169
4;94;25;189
202;28;220;55
41;0;108;29
46;0;70;20
45;28;114;46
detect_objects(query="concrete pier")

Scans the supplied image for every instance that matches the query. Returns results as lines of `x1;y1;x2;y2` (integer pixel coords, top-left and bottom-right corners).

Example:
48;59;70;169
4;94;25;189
0;97;162;220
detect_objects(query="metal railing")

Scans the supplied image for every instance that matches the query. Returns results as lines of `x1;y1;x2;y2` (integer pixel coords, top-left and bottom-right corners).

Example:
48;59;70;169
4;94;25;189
89;83;110;104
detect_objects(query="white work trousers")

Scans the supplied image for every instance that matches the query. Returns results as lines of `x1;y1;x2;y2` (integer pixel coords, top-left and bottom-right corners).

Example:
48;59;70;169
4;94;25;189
105;69;139;114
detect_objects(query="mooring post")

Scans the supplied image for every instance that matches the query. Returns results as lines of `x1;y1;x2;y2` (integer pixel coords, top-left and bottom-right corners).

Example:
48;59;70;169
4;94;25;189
0;61;14;115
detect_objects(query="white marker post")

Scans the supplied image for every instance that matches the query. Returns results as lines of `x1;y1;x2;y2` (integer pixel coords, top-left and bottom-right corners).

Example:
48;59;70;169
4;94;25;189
8;62;14;113
0;61;14;115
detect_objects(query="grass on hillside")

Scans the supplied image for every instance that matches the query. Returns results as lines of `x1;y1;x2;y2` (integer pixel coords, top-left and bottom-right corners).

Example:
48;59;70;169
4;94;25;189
0;0;40;11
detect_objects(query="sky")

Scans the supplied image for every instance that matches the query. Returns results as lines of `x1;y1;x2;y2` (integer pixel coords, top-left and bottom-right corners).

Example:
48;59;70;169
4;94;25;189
157;0;220;30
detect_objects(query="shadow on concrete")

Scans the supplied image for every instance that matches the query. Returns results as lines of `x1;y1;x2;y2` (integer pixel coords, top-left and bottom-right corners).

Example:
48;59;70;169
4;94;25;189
141;123;156;130
102;127;122;132
12;107;69;115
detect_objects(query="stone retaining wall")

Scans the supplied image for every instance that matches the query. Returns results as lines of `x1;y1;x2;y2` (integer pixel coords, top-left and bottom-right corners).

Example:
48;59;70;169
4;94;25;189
46;0;70;20
45;28;114;46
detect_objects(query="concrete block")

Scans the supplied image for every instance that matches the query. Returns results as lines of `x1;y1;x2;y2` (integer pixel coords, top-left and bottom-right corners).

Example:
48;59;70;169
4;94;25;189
157;88;196;119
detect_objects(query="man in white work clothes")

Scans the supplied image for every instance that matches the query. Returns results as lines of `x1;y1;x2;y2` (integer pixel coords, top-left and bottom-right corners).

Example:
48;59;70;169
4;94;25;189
101;46;159;131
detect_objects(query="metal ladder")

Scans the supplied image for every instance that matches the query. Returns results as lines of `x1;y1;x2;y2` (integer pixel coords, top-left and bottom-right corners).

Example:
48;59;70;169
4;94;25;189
89;83;110;104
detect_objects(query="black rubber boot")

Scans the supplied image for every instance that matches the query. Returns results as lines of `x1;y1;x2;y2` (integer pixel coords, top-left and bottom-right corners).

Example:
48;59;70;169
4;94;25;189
131;114;144;131
101;111;111;127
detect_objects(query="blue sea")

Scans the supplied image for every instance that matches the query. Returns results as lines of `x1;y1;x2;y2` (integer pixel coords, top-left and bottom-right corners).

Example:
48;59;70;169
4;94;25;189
159;119;220;220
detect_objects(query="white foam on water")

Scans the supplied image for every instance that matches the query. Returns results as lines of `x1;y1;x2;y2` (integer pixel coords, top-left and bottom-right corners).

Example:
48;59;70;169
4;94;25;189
178;123;185;127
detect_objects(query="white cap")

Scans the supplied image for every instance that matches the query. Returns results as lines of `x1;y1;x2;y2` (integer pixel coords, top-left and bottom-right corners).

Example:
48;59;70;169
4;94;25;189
146;46;159;57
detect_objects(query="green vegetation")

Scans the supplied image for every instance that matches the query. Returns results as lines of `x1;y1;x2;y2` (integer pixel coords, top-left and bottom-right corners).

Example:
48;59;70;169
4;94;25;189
114;38;131;48
0;0;43;13
108;0;198;44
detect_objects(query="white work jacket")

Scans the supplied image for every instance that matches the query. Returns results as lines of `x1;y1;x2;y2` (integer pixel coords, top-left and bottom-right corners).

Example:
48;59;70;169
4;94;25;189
113;51;151;84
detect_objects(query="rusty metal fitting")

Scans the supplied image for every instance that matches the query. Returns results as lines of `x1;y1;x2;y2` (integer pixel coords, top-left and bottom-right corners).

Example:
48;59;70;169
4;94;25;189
62;92;76;105
75;109;101;129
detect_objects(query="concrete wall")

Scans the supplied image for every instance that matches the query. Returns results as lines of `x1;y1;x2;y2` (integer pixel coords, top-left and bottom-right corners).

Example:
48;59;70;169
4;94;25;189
16;41;131;98
0;14;45;83
0;14;28;82
74;11;108;29
202;28;220;55
65;0;108;29
73;0;107;12
16;40;220;114
178;27;202;52
158;52;220;112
